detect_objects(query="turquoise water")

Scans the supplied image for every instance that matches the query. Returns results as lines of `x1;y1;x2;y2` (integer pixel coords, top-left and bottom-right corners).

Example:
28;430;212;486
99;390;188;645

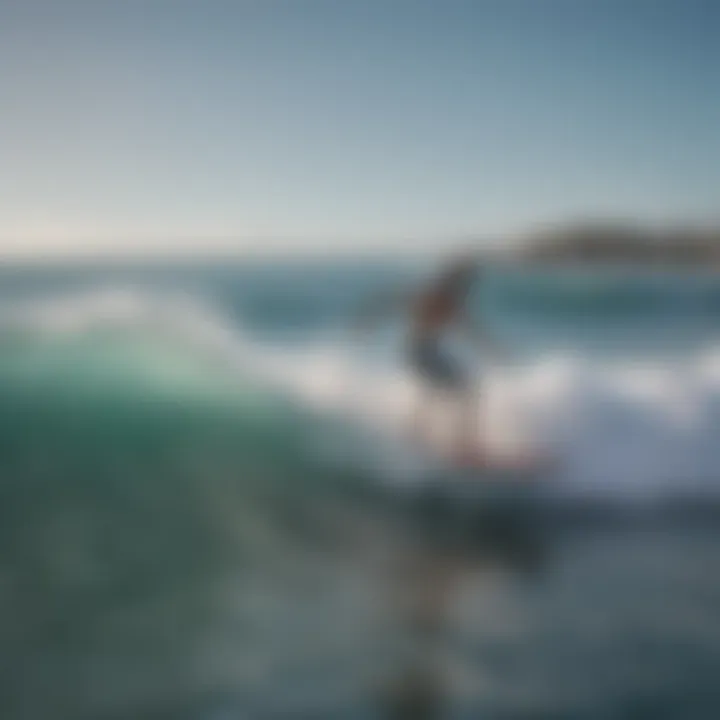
1;260;720;719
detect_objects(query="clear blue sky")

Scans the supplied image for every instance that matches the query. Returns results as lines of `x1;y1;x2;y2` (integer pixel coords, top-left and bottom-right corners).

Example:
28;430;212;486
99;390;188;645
1;0;719;256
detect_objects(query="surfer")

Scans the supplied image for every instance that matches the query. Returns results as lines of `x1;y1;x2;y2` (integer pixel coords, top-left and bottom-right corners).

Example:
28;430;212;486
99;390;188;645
355;255;504;462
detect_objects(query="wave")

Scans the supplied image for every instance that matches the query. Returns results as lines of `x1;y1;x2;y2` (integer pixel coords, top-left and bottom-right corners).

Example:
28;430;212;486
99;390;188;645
0;285;719;503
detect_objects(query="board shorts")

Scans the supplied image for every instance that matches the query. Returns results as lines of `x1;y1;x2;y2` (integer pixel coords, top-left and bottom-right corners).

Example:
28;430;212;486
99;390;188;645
408;337;468;391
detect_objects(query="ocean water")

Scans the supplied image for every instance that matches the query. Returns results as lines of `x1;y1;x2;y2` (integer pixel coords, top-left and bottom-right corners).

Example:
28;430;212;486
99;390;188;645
1;259;719;719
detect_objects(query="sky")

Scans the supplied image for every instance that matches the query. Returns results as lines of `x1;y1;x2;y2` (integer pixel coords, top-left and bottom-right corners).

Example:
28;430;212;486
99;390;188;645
1;0;719;257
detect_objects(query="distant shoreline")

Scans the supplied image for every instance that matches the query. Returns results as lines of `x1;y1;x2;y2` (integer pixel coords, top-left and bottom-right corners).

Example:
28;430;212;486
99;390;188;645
0;222;718;269
516;222;720;268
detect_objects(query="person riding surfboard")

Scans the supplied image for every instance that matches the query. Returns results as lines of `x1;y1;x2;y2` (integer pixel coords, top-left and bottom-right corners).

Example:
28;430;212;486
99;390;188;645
355;254;507;464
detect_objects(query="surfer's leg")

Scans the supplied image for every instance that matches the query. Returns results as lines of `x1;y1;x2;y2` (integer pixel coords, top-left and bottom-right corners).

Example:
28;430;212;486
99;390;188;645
409;385;443;446
438;360;484;460
408;341;441;444
454;382;483;459
409;387;429;441
419;344;481;460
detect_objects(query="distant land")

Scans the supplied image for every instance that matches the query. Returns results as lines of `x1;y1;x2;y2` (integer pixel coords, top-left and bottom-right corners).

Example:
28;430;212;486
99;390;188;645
515;222;720;267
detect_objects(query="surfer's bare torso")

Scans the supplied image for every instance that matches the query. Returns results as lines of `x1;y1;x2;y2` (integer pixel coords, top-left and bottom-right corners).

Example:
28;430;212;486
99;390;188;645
405;268;478;392
357;257;482;392
409;286;461;340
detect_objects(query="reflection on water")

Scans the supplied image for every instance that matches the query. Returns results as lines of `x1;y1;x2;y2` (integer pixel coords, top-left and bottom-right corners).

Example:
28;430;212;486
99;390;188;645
369;488;547;719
